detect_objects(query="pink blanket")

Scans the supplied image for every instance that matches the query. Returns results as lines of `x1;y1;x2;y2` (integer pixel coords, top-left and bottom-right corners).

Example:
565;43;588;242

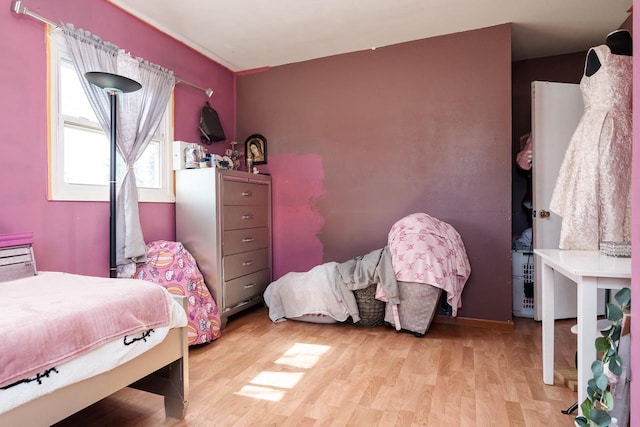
388;213;471;316
0;272;170;388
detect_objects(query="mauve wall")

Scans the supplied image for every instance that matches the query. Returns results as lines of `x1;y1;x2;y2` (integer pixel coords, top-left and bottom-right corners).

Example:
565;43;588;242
0;0;234;276
237;25;513;321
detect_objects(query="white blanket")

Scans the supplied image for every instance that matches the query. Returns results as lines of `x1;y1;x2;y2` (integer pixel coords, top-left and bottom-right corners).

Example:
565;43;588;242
263;262;360;322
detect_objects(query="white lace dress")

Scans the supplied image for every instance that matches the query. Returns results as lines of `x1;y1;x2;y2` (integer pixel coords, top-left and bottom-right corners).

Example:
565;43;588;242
549;45;632;250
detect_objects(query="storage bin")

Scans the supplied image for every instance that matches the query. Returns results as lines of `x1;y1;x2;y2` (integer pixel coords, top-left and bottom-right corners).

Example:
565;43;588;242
384;281;442;336
512;250;534;318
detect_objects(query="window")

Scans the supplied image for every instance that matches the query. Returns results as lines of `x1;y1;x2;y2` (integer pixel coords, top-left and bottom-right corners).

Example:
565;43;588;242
48;29;175;202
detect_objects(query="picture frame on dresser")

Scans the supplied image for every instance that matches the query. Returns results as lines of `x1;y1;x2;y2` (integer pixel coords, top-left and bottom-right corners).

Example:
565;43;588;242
245;134;267;165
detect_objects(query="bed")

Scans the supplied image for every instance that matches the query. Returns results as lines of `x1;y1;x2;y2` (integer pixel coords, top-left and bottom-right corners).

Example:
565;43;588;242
0;233;189;425
263;213;471;335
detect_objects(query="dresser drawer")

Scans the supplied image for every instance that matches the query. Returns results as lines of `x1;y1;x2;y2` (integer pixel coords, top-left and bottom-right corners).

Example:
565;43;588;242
223;205;268;230
223;180;269;206
223;227;269;255
224;248;269;280
223;269;270;309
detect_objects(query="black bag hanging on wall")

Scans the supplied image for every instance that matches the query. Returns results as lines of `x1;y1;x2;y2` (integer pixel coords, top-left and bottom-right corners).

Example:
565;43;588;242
199;102;226;144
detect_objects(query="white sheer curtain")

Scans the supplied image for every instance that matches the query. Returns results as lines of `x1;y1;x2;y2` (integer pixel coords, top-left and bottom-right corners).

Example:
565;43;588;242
114;55;175;276
62;24;175;276
61;24;119;133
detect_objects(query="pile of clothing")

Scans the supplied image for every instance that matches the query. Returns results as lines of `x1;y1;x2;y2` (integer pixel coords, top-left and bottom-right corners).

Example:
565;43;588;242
263;213;471;335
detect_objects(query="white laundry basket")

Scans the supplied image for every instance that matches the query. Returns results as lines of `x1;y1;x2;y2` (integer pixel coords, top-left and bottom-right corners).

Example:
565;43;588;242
512;250;534;318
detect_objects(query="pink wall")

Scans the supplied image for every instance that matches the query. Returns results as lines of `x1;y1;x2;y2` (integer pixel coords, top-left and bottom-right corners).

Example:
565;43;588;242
0;0;234;276
631;1;638;423
237;25;513;321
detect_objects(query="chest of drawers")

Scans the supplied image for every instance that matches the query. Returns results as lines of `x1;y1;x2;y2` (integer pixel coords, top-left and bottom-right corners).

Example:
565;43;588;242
176;168;271;327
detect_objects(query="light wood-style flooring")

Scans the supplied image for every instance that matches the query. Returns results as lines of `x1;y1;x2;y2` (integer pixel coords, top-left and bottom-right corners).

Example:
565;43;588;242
55;306;579;427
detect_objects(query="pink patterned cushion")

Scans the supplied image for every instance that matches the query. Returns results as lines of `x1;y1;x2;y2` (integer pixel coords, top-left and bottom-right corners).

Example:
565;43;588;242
135;240;222;345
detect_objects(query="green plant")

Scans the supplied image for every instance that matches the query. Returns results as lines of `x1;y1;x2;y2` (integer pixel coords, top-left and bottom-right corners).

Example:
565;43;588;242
575;287;631;427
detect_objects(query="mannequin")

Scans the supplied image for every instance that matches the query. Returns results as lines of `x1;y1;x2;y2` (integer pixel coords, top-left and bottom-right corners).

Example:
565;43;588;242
550;27;632;250
585;29;632;76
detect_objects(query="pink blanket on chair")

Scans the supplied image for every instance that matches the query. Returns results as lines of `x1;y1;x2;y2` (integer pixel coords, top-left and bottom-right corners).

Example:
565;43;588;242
0;272;170;388
388;213;471;316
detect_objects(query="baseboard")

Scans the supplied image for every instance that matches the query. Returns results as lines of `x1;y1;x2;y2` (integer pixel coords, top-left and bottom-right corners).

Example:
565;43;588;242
433;314;514;330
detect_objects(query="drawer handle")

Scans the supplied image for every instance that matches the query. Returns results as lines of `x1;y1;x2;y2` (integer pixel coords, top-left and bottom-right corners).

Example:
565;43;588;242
241;191;253;197
242;214;253;220
244;283;257;289
242;237;255;243
242;260;255;266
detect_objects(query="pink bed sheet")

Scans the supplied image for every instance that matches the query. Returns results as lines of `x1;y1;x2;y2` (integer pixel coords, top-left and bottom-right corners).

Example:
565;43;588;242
135;241;222;345
0;272;170;389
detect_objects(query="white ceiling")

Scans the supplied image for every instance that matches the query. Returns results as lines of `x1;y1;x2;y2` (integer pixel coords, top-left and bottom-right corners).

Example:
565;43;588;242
109;0;632;72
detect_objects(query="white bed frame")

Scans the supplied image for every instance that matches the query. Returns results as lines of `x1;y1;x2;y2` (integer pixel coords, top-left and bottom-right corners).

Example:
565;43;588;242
0;297;189;426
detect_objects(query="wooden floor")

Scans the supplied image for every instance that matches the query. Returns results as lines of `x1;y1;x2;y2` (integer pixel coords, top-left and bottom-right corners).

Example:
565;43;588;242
55;306;579;427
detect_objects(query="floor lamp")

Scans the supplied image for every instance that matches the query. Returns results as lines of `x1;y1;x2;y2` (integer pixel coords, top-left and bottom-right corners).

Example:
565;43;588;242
85;72;141;278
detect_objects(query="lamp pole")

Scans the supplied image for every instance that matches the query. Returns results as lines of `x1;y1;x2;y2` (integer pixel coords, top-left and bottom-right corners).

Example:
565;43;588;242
85;72;141;278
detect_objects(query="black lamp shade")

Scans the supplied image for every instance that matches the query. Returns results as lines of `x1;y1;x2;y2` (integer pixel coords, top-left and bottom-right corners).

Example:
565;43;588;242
85;71;141;93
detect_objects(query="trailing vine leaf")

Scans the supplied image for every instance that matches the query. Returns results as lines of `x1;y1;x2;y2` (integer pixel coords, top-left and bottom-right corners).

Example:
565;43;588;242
614;287;630;307
608;356;621;376
574;416;588;427
576;287;630;426
602;390;614;411
610;325;621;342
588;407;611;427
591;360;604;376
594;373;608;391
580;400;594;419
595;337;609;352
607;303;623;322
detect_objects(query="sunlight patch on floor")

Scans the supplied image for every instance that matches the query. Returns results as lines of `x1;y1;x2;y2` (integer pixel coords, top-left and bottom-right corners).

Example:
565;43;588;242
236;342;332;401
275;342;331;369
235;384;285;401
252;371;304;388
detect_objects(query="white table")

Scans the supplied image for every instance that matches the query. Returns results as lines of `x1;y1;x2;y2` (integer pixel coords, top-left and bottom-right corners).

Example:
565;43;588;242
535;249;631;411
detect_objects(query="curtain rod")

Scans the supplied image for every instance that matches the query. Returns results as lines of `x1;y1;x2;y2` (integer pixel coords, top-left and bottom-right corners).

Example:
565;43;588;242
11;0;214;98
